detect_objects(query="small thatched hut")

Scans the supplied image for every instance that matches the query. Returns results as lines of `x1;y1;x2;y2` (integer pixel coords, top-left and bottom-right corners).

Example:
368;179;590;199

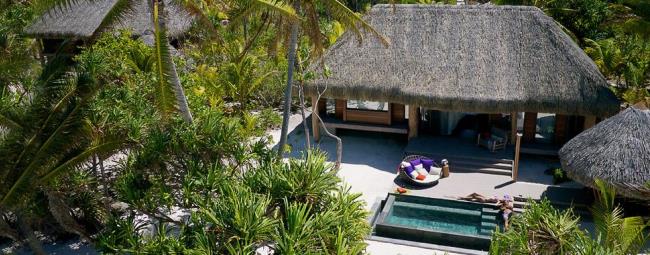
24;0;193;55
305;4;619;152
559;103;650;200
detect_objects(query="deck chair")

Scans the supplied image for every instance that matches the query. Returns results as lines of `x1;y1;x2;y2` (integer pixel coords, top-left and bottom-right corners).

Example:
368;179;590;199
477;127;508;152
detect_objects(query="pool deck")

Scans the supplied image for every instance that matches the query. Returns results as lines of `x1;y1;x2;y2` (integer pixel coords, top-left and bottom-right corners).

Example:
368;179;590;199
273;113;590;255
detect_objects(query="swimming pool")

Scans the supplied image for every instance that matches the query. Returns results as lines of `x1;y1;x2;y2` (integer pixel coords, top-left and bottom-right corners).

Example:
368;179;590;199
371;194;503;250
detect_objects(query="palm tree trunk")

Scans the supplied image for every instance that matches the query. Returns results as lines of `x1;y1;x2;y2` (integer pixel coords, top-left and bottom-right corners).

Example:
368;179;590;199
298;84;310;151
277;1;300;158
46;191;90;241
296;54;310;151
99;156;108;195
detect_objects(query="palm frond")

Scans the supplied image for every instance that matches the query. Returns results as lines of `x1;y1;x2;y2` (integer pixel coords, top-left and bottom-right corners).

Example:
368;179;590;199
0;112;22;130
37;140;123;183
248;0;299;22
152;1;193;123
0;103;86;206
33;0;85;15
170;0;220;36
92;0;136;38
0;61;101;207
320;0;389;46
591;179;649;254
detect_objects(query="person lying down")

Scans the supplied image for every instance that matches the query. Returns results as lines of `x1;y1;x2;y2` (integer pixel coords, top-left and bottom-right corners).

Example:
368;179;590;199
458;193;515;230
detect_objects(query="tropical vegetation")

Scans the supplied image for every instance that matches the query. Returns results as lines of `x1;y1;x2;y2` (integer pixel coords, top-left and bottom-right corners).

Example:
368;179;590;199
490;179;649;254
0;0;649;253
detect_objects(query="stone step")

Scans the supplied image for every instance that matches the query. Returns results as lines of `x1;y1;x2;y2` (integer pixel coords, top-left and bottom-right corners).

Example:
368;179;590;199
392;201;482;217
449;162;512;171
479;222;500;235
453;160;513;170
452;166;512;176
481;214;498;223
425;153;514;165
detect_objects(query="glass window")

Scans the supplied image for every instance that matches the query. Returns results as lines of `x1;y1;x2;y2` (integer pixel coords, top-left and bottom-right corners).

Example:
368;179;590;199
536;113;556;144
346;100;388;111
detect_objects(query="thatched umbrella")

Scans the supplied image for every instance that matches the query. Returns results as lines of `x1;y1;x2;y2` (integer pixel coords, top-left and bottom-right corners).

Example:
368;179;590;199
25;0;193;39
304;4;619;117
559;103;650;200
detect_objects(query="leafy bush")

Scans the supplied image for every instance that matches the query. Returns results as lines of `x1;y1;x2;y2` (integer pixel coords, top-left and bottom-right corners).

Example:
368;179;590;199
491;181;649;255
97;150;369;254
490;199;585;254
552;168;571;184
257;108;282;130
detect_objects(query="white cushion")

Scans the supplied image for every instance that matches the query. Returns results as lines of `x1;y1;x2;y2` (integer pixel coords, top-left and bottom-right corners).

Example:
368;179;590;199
414;164;428;176
429;167;442;176
400;161;411;168
415;174;440;183
426;174;440;182
408;170;419;179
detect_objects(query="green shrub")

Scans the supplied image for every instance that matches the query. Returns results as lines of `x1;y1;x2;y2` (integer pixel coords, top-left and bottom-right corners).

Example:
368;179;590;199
552;168;571;184
490;199;585;254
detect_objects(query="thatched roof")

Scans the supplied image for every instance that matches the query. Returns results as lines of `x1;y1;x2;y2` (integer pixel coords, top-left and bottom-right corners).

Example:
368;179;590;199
24;0;193;39
304;4;619;116
559;103;650;200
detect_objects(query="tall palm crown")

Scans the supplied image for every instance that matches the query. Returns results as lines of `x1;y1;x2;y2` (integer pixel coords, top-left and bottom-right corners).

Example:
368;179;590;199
0;55;121;209
230;0;387;157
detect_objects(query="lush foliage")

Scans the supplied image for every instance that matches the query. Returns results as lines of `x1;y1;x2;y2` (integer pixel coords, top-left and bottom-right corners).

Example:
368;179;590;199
490;180;649;254
2;0;649;254
0;1;39;87
96;148;369;254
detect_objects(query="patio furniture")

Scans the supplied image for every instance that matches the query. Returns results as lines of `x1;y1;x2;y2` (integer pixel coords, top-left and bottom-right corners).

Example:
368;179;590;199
477;127;508;152
397;155;442;187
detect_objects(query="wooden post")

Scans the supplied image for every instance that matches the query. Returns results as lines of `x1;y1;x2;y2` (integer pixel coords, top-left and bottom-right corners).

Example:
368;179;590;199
583;115;596;130
334;99;346;119
523;112;537;143
408;105;419;139
311;97;320;142
391;103;406;122
513;133;522;181
510;112;517;145
554;114;568;144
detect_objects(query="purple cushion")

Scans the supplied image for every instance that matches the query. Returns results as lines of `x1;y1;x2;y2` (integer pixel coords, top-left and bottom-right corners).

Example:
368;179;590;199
409;159;422;168
404;165;415;175
421;159;434;171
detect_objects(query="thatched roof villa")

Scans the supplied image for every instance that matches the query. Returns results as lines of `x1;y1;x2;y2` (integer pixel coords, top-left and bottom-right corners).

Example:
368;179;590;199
25;0;193;55
306;4;619;154
559;103;650;200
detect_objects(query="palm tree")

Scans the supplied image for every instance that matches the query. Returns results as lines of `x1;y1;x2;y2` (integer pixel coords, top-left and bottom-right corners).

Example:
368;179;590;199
229;0;386;157
0;55;122;254
34;0;200;123
586;179;649;254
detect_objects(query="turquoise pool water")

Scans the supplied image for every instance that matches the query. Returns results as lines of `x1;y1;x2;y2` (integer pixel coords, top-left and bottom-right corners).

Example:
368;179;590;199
373;195;502;250
386;201;483;236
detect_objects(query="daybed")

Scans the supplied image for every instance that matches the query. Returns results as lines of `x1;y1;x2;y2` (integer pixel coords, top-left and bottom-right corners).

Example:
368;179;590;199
397;155;443;187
